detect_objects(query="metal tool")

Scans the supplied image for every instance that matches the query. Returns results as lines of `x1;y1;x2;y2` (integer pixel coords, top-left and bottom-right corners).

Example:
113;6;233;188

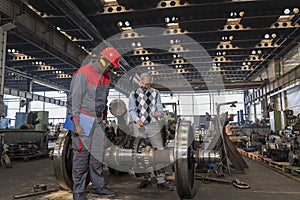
13;189;58;199
195;175;250;189
33;184;47;192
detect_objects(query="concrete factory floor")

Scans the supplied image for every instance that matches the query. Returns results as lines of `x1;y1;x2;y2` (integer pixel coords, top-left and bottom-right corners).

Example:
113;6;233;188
1;157;300;200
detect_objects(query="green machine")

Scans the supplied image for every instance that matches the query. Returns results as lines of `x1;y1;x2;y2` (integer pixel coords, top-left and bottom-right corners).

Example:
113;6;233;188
269;111;281;132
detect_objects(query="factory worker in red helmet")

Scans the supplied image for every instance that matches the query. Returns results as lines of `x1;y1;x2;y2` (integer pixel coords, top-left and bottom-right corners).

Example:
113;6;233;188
68;47;120;200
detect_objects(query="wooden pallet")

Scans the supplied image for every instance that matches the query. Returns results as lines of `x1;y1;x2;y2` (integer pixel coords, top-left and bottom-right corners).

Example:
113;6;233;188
8;152;47;162
236;148;262;161
237;148;300;180
283;166;300;176
263;158;290;170
10;154;38;162
248;152;262;161
237;148;244;155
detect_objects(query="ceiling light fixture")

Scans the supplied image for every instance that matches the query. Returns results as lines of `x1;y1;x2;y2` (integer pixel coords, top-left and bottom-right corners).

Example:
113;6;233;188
165;17;170;23
117;21;123;27
284;8;291;15
230;11;238;18
264;33;270;39
124;21;130;27
221;36;228;41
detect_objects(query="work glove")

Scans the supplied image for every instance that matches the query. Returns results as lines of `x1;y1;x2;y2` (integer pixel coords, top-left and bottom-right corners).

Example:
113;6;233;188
73;120;84;136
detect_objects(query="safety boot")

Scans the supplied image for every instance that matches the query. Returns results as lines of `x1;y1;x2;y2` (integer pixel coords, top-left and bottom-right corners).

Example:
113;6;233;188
73;193;87;200
138;179;152;189
157;182;174;191
91;187;117;197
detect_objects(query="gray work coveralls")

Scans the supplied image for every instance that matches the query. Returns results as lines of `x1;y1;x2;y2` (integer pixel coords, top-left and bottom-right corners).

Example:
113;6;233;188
67;63;110;194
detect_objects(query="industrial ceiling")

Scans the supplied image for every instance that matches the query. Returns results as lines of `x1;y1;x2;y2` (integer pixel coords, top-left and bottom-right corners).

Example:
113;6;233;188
1;0;300;95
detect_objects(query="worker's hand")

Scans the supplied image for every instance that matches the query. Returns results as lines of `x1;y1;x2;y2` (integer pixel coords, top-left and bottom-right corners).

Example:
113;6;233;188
136;120;144;127
73;120;84;135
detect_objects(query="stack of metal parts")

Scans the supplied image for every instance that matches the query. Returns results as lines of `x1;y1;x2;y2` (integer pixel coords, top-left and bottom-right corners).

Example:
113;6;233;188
105;99;135;175
289;136;300;166
244;131;266;153
6;141;39;160
264;135;290;162
1;129;49;161
284;110;300;128
282;114;300;166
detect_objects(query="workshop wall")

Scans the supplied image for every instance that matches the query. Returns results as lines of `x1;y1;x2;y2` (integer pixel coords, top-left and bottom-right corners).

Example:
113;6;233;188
286;85;300;114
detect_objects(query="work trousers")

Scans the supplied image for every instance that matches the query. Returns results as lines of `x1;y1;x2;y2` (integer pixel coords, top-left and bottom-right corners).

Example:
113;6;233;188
134;122;167;184
71;121;105;194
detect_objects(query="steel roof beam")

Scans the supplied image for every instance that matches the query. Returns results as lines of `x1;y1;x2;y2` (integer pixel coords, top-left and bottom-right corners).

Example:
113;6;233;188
0;0;87;68
153;80;266;92
48;0;105;45
3;87;66;106
5;67;69;92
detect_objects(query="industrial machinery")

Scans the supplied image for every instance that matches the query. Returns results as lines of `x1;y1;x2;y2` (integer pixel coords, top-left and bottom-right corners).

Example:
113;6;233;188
286;117;300;166
1;111;50;161
288;136;300;166
282;110;300;130
205;102;248;174
279;113;300;165
240;131;266;153
264;135;290;162
163;102;178;143
2;129;49;161
26;111;49;131
229;111;300;164
53;99;224;199
105;99;135;175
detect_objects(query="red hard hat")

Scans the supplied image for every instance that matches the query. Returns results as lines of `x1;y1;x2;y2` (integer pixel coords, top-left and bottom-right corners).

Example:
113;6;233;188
100;47;121;68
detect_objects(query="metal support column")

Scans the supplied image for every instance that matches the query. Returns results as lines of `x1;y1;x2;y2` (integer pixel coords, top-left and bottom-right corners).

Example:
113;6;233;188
243;90;248;120
25;79;33;113
0;27;6;97
0;23;16;116
252;89;257;121
0;27;7;116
